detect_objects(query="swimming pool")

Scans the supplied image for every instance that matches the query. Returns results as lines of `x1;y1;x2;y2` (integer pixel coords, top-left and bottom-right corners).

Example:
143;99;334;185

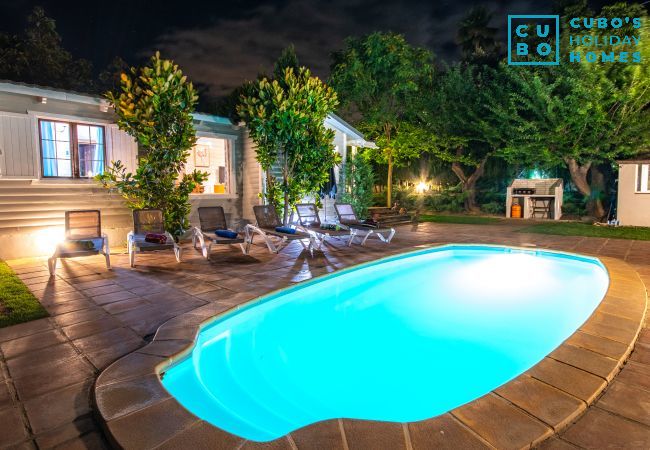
161;245;609;442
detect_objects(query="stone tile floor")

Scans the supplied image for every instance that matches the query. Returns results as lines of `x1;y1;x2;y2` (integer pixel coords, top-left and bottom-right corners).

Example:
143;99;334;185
0;221;648;449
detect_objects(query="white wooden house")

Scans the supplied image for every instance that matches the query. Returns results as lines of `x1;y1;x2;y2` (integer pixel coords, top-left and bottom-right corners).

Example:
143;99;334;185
616;154;650;227
0;81;372;259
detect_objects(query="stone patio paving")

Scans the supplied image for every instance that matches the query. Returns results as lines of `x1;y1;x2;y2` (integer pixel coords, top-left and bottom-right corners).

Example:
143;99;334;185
0;221;648;449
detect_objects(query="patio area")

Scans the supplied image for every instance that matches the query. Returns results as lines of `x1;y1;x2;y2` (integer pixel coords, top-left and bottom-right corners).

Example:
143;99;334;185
0;221;648;449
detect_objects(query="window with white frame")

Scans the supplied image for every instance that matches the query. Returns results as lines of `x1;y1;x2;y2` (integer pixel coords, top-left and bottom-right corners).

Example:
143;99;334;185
39;120;105;178
185;136;233;194
637;164;650;192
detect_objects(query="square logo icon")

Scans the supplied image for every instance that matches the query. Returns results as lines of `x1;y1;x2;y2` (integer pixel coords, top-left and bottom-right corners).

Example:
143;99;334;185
508;15;560;65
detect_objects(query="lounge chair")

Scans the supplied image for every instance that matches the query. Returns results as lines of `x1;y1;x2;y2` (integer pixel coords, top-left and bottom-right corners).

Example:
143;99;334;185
246;205;316;256
127;209;181;267
334;203;396;245
48;210;110;275
192;206;248;259
295;203;357;248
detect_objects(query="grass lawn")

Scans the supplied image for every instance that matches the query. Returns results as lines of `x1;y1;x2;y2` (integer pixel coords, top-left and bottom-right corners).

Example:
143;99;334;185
418;214;502;225
0;260;48;328
520;222;650;241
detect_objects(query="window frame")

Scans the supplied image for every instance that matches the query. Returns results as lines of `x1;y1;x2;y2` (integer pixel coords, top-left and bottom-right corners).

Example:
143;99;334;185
38;119;106;179
636;163;650;193
188;134;237;197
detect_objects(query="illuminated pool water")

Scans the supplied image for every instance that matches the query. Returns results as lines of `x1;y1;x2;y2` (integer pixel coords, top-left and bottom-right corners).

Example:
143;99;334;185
162;245;609;442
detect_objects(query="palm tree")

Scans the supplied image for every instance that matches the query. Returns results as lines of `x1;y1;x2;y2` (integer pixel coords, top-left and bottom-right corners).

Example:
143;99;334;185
456;7;500;65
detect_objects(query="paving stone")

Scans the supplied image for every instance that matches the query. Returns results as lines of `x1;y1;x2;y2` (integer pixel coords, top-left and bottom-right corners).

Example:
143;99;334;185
342;419;407;450
6;343;79;378
239;437;295;449
562;407;650;449
72;327;141;354
50;431;108;450
408;413;491;449
0;319;52;343
0;329;67;359
106;397;200;449
537;437;580;449
564;331;630;360
549;344;620;381
91;290;137;306
0;379;13;409
452;393;552;448
527;357;607;403
596;381;650;426
495;375;585;430
34;416;97;449
96;374;170;421
53;308;107;327
96;352;165;387
13;357;95;401
630;341;650;365
615;360;650;390
23;380;93;434
84;338;145;371
154;420;244;450
0;406;30;447
61;317;122;341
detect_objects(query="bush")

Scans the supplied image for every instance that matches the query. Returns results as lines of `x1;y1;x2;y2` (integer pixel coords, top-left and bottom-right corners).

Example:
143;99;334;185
339;151;375;218
562;191;588;217
481;201;504;215
423;185;467;212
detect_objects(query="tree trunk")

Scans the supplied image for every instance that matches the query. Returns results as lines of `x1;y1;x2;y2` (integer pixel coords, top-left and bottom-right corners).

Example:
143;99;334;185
590;165;607;220
386;155;393;208
565;158;605;219
451;156;488;213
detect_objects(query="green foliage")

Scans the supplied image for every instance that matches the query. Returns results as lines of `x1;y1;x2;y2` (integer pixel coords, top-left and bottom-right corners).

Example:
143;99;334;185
330;32;435;206
237;56;339;224
339;151;375;218
97;52;206;237
0;260;48;328
423;185;468;213
520;222;650;241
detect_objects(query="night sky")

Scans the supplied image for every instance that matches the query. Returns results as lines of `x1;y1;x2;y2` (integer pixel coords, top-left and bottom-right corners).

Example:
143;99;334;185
0;1;643;96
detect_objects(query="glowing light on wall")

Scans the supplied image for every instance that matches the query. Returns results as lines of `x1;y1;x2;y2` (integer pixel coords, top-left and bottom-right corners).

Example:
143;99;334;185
35;227;65;255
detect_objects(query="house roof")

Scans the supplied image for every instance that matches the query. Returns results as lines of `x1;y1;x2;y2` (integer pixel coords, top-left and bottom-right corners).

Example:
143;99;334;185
0;80;374;145
0;79;230;123
618;153;650;164
324;113;377;148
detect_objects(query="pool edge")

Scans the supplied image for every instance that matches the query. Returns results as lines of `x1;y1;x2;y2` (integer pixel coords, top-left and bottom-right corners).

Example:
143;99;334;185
93;247;648;450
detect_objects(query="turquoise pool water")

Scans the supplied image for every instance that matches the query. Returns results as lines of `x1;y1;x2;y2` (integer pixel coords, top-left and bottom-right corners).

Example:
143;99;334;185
162;245;609;442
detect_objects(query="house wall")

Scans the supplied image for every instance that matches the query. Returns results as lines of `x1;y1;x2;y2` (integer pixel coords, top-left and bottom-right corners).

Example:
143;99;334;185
617;163;650;227
0;89;254;260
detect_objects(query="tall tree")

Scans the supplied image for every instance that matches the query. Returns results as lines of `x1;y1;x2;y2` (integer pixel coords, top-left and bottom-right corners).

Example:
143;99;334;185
0;7;94;91
456;6;501;66
503;3;650;219
97;52;206;237
237;63;339;224
425;65;517;211
330;32;434;207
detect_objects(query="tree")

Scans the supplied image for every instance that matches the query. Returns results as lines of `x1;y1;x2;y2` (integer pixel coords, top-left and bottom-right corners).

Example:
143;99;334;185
330;32;435;207
237;64;339;224
339;150;375;218
503;3;650;218
0;7;94;91
424;65;517;212
96;52;206;237
457;6;501;66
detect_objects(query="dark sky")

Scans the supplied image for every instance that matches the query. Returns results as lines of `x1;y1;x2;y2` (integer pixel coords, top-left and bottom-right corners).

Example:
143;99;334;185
0;0;642;96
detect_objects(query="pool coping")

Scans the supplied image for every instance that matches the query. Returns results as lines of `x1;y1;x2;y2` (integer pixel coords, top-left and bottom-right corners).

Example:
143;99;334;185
93;245;648;450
